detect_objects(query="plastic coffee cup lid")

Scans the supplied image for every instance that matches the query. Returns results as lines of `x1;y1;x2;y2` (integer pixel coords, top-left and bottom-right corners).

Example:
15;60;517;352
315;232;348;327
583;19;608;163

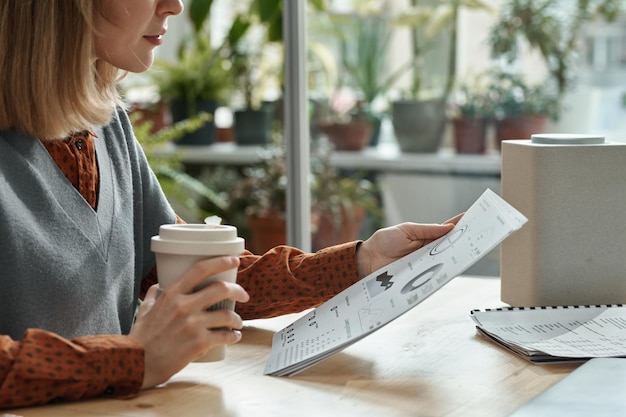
531;133;605;145
151;224;244;255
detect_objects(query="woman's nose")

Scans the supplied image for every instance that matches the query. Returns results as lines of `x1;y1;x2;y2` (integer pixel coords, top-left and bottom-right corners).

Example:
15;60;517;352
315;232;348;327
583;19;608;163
160;0;184;17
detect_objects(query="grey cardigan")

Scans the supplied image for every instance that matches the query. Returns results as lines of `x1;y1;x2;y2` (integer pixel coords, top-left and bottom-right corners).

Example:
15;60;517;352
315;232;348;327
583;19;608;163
0;109;176;340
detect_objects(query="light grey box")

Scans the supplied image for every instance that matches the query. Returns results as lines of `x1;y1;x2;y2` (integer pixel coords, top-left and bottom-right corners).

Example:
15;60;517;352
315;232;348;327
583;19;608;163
500;134;626;306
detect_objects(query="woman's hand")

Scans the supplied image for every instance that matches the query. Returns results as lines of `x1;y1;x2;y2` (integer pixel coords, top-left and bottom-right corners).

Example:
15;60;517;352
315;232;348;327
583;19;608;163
356;214;463;278
129;256;250;389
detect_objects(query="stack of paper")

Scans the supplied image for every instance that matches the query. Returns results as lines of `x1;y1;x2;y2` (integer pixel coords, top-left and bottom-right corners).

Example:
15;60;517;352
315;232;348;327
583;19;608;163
471;304;626;363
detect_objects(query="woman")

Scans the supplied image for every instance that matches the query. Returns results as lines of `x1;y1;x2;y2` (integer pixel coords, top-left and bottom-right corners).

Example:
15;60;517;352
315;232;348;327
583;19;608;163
0;0;458;409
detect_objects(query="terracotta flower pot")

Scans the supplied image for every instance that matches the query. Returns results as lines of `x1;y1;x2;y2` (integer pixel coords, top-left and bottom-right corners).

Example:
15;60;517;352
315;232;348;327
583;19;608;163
246;213;286;254
319;120;372;151
312;206;366;252
495;115;548;150
452;118;487;154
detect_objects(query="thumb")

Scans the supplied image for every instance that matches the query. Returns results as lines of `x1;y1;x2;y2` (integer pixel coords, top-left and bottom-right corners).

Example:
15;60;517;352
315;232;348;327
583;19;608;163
137;284;159;318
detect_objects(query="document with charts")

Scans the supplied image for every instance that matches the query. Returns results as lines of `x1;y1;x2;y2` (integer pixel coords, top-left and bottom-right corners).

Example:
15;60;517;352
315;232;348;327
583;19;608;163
264;188;528;376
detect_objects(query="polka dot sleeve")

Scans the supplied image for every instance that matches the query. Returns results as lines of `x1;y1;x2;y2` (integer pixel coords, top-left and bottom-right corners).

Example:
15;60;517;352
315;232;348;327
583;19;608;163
0;329;143;409
235;241;362;320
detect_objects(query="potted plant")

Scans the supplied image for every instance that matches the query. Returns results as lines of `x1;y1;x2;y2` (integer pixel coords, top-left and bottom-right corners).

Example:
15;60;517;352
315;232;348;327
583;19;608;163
230;41;279;146
148;1;235;146
315;95;374;151
485;70;560;148
218;0;327;146
448;81;492;154
322;12;409;148
223;8;278;146
390;0;494;153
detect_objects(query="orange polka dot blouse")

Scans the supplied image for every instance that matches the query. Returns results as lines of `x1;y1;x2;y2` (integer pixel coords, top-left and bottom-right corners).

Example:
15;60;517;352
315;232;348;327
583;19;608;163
0;132;361;409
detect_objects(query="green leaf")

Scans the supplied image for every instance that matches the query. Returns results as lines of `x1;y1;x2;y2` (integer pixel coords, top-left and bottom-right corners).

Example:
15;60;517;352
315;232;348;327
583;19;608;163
256;0;281;22
253;0;283;42
227;14;252;47
267;16;283;42
188;0;214;34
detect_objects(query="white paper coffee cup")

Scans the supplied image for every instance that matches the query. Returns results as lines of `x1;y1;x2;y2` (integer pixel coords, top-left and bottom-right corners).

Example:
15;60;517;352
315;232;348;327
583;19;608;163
151;223;244;362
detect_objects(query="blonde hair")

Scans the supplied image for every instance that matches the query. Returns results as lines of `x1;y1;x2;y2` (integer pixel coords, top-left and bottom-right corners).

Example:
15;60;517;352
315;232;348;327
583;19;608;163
0;0;122;139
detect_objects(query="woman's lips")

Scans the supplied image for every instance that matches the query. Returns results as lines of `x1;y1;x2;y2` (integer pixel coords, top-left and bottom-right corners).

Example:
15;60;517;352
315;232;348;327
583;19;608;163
144;34;163;46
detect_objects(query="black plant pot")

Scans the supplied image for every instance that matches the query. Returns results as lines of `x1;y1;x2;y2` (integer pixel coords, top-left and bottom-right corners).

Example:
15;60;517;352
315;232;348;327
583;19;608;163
170;99;218;146
233;106;275;146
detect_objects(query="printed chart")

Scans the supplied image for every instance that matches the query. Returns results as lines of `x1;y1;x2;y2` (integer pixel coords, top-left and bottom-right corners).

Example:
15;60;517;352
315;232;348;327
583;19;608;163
264;189;527;376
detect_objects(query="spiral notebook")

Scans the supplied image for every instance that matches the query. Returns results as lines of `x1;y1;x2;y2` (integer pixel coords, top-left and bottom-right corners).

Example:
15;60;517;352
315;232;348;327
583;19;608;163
470;304;626;363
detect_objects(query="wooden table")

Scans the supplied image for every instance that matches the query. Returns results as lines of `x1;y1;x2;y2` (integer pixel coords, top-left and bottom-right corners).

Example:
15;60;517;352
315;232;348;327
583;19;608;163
5;276;580;417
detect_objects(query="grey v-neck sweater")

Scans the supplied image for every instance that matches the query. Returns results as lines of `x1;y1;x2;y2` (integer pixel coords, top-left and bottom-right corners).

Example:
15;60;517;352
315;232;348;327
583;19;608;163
0;108;176;340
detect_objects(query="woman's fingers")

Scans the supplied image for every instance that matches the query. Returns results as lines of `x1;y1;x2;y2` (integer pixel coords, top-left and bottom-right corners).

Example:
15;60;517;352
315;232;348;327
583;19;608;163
191;280;250;311
167;256;241;295
199;307;245;331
